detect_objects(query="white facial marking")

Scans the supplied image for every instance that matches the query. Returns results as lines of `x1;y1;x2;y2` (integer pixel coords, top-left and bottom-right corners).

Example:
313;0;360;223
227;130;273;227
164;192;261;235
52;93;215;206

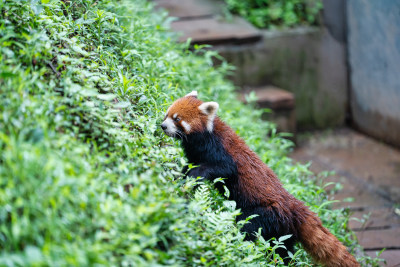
163;117;177;136
173;113;178;119
198;102;219;132
185;91;198;97
181;120;191;133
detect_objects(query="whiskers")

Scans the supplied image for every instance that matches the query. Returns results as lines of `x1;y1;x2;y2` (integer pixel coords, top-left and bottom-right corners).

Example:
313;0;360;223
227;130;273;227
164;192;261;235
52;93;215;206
175;130;187;141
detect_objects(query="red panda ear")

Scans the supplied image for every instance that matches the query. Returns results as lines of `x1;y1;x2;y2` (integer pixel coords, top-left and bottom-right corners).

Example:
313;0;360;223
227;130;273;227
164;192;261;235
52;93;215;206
198;102;219;116
185;91;198;98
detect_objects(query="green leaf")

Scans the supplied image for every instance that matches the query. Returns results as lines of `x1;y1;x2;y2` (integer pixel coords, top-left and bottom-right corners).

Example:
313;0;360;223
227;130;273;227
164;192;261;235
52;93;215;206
96;94;116;101
114;101;130;108
278;234;292;242
72;45;89;56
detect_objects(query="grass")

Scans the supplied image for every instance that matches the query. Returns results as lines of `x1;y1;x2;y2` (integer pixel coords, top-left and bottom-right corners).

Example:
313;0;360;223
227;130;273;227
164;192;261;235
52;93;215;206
0;0;383;266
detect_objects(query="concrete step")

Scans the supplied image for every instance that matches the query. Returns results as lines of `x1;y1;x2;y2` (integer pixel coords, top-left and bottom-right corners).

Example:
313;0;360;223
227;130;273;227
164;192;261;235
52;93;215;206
153;0;261;45
242;86;295;110
171;17;262;45
349;208;400;230
355;228;400;250
240;86;296;136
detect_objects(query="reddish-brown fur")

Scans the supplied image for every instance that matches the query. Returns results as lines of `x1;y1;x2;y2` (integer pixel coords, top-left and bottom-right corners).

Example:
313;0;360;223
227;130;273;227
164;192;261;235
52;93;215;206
213;118;359;266
164;95;360;266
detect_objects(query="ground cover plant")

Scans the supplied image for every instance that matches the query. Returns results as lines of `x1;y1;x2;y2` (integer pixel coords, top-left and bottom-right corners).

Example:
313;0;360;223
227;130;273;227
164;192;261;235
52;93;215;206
223;0;323;29
0;0;382;265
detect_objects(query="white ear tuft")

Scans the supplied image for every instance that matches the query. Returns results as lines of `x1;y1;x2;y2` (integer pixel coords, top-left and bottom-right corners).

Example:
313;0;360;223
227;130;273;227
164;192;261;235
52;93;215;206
199;102;219;115
185;91;198;98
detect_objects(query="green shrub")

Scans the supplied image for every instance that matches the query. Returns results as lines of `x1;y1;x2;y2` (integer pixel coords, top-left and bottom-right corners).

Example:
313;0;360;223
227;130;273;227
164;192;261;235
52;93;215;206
223;0;323;28
0;0;382;266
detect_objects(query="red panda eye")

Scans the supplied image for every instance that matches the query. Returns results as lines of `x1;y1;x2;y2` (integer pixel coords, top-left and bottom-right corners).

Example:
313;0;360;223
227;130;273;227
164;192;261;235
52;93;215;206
174;117;181;122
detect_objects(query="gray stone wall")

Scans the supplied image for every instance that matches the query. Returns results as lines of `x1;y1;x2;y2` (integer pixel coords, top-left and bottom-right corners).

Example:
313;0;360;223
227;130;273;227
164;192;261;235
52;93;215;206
213;0;400;142
347;0;400;146
217;26;348;129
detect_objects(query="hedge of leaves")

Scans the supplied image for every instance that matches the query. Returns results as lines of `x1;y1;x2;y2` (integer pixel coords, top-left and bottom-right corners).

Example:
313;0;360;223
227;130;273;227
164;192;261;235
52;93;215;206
223;0;323;29
0;0;382;266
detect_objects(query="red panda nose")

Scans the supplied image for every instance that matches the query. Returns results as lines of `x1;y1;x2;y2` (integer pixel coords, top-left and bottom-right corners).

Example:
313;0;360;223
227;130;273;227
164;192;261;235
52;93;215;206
161;123;167;131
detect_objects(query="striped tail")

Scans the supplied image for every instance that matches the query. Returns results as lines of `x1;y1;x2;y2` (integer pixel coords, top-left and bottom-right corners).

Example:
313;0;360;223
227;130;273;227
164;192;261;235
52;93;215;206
298;211;360;267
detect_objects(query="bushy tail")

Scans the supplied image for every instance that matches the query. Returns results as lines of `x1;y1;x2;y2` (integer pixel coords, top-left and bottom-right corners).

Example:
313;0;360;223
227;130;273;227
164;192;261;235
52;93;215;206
298;212;360;267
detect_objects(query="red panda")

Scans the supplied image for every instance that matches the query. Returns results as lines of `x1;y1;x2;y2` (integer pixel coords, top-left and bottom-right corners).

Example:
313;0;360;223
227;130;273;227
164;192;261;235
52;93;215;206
161;91;360;267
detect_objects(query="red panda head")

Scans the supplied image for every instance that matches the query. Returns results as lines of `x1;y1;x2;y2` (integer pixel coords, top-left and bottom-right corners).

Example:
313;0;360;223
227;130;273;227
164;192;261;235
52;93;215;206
161;91;219;138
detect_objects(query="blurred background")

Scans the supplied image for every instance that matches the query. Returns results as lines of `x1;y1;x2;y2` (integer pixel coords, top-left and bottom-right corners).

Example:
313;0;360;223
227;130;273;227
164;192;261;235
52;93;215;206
154;0;400;265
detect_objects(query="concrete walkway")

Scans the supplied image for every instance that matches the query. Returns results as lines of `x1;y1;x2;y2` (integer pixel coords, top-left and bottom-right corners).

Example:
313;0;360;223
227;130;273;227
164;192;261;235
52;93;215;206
290;128;400;266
